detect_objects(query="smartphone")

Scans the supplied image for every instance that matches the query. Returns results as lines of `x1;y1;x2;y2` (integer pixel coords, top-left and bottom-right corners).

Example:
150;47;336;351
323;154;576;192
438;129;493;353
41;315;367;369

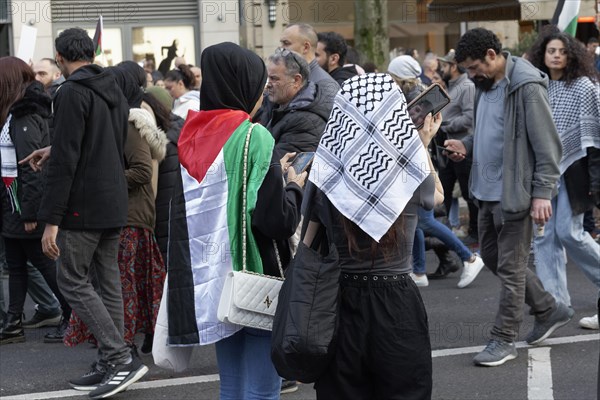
436;145;465;157
288;152;315;176
407;83;451;130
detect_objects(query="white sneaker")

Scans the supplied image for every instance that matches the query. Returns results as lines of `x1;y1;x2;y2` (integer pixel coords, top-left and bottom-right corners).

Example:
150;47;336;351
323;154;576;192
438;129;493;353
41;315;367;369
457;254;484;288
410;273;429;287
579;314;599;330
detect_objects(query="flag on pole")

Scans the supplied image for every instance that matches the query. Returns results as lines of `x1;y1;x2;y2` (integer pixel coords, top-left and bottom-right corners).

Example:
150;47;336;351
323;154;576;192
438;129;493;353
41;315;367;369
92;16;103;57
551;0;581;36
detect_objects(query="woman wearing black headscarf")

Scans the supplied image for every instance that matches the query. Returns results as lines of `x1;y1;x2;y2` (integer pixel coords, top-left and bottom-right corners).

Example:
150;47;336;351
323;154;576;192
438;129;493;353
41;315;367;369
164;42;306;399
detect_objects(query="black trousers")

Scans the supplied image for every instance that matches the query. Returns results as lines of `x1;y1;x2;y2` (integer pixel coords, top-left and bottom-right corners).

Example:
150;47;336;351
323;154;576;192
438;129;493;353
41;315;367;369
315;273;432;400
5;238;71;319
438;159;478;236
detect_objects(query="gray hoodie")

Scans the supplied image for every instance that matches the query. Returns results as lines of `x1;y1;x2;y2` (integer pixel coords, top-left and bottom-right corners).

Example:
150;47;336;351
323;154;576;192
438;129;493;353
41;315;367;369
463;52;562;221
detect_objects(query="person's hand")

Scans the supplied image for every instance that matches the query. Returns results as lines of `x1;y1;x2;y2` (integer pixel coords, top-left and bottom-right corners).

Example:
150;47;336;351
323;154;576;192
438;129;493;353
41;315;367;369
418;113;442;147
530;198;552;226
19;146;51;172
280;152;297;175
24;222;37;233
41;224;60;260
286;166;308;189
443;139;467;162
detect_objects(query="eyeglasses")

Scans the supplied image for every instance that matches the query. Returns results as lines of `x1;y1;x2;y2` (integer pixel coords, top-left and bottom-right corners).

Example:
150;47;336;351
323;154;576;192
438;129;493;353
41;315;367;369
546;47;567;56
275;47;303;71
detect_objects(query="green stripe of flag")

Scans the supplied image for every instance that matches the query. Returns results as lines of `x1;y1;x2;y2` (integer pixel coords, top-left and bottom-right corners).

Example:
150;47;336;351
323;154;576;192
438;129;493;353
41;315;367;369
223;120;275;274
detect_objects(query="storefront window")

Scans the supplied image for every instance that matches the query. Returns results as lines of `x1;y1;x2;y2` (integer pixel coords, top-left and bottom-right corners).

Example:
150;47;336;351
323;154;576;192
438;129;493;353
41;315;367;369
132;26;196;76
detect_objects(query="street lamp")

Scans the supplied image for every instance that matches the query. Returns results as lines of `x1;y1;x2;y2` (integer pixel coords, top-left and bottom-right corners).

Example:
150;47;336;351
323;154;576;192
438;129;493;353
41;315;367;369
266;0;277;27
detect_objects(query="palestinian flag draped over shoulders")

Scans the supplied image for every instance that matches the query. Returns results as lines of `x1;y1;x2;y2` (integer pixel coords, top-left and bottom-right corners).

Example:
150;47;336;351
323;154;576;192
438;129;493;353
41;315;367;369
166;109;275;346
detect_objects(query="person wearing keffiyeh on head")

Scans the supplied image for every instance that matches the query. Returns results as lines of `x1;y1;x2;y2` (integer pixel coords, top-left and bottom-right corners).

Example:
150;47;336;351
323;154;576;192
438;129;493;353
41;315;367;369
305;73;442;399
0;56;71;345
527;27;600;331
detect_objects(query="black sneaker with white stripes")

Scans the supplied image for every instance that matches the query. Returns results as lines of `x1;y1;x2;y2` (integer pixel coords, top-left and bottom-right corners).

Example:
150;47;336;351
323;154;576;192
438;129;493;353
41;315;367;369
88;355;148;399
69;361;108;391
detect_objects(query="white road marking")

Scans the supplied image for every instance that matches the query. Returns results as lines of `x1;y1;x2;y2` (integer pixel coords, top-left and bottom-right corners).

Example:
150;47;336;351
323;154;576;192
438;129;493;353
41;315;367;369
527;347;554;400
1;374;220;400
3;333;598;400
431;333;598;358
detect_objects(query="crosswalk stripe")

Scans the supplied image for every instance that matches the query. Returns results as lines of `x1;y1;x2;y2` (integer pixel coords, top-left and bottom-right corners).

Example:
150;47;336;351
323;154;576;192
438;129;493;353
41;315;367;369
3;333;598;400
528;347;554;400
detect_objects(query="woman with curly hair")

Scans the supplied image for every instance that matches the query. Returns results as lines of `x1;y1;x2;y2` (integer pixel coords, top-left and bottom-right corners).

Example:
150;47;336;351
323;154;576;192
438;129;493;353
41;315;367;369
528;27;600;330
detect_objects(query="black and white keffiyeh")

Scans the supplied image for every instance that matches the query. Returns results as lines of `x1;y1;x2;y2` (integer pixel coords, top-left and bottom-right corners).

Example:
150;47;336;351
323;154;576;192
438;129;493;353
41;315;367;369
309;73;429;242
0;114;20;213
548;78;600;174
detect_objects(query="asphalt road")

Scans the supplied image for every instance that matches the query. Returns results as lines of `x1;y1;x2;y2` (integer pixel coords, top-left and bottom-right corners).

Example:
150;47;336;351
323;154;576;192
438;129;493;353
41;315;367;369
1;251;598;400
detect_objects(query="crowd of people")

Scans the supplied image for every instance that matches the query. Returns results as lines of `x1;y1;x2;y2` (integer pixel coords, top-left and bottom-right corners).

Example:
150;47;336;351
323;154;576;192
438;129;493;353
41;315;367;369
0;21;598;400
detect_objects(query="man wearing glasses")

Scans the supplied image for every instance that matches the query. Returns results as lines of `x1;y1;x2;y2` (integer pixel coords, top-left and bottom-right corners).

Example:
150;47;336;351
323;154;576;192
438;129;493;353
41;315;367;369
263;48;333;159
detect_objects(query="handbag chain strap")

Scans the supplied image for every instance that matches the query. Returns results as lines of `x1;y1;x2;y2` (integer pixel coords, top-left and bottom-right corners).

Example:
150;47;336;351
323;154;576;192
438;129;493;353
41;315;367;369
241;122;284;278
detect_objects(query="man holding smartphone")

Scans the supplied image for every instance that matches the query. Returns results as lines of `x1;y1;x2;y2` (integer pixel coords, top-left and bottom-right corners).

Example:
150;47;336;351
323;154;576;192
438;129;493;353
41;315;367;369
445;28;571;368
435;50;478;247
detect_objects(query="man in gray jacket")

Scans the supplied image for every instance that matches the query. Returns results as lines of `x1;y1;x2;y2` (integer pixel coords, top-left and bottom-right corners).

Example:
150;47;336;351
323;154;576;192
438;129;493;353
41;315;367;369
445;28;572;367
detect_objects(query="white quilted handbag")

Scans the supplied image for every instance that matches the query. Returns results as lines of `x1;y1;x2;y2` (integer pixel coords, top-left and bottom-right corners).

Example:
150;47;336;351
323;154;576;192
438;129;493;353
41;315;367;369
217;123;284;331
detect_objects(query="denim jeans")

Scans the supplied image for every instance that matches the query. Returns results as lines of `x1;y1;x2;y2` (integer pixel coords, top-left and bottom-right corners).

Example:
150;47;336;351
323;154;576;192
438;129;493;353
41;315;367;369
417;207;472;261
4;238;70;319
534;179;600;307
412;228;426;274
215;327;281;400
449;197;460;228
478;201;555;342
56;229;130;365
439;158;478;236
27;263;61;316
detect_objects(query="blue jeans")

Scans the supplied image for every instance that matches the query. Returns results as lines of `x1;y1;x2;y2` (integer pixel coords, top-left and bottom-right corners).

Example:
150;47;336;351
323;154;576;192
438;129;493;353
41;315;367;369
215;327;281;400
449;198;460;228
417;208;472;261
412;228;426;274
534;178;600;307
27;263;61;315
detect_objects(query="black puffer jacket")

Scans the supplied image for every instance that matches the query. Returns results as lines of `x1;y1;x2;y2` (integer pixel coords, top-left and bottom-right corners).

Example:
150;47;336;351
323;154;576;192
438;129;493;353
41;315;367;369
266;81;333;159
155;113;185;260
1;82;51;238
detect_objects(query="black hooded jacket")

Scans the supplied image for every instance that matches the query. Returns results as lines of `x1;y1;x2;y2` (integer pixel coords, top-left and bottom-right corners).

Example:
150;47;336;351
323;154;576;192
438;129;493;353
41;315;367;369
329;65;359;85
155;113;185;260
38;64;129;230
266;81;333;159
1;82;51;238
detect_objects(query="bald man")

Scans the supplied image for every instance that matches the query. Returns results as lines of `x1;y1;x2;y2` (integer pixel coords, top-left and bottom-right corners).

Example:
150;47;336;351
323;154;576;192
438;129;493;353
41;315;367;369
33;58;64;96
279;23;338;92
255;23;338;127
